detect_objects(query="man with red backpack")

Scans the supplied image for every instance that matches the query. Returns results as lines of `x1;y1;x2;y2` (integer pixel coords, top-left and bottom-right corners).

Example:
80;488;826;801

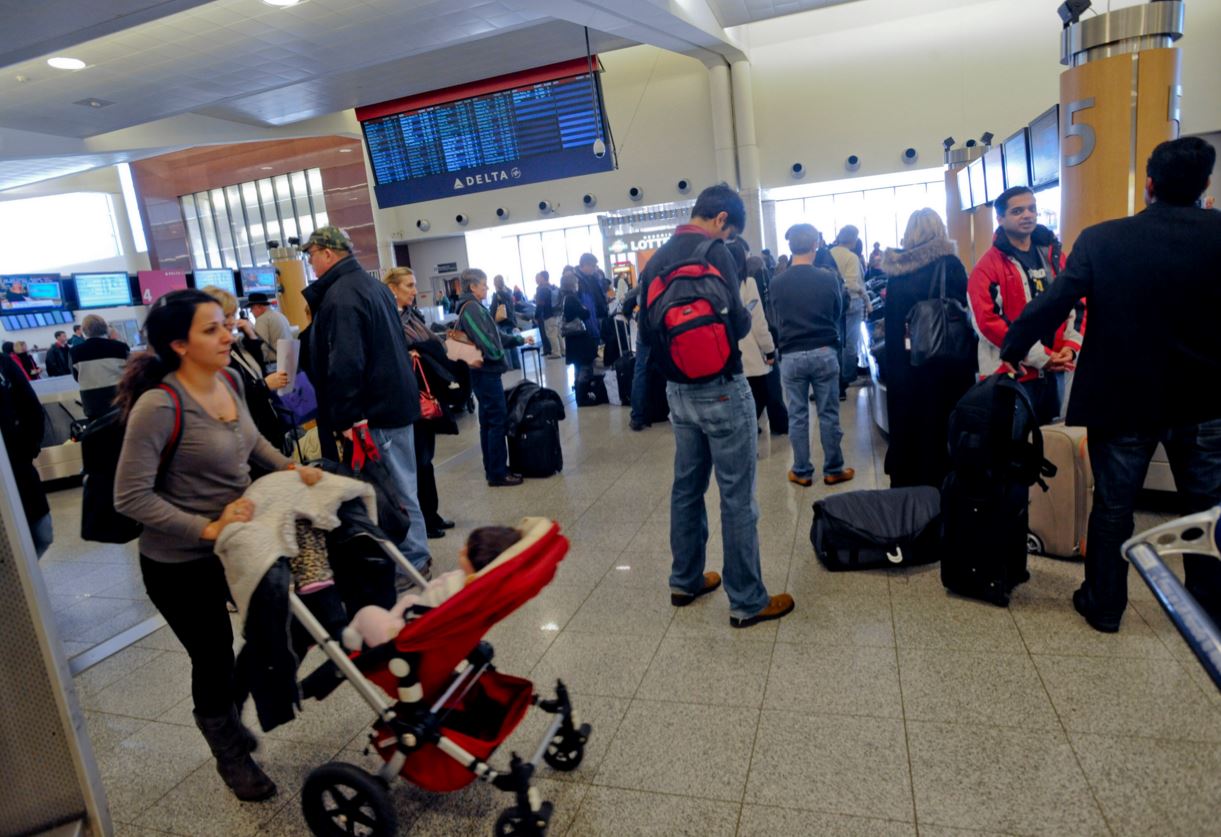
637;183;795;629
968;185;1084;425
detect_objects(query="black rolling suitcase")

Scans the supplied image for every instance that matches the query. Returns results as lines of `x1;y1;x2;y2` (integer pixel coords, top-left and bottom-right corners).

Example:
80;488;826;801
811;487;941;571
505;380;565;477
940;375;1054;606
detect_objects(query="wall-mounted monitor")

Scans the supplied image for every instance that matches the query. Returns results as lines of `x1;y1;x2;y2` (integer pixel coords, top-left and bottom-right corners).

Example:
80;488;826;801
239;266;277;298
137;270;189;305
956;166;974;211
1029;104;1060;188
983;146;1006;204
72;272;134;309
357;58;616;208
1003;127;1031;189
1;274;64;313
191;268;237;298
967;159;987;212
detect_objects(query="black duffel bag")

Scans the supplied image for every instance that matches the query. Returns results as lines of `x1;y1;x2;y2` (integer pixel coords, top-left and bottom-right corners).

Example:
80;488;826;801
811;487;942;571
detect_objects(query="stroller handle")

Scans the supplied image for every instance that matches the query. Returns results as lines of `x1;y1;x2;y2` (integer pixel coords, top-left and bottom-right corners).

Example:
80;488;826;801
1123;506;1221;692
381;538;431;589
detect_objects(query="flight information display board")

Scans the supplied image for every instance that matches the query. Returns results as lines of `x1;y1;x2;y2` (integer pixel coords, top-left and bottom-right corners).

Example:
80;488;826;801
358;60;614;207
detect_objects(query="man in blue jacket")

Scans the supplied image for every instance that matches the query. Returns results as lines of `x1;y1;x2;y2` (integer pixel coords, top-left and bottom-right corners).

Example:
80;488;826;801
301;226;432;577
1001;137;1221;632
637;183;795;629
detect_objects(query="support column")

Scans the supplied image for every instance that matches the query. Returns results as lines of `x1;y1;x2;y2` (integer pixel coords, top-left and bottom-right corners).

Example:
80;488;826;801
730;59;764;251
708;63;737;188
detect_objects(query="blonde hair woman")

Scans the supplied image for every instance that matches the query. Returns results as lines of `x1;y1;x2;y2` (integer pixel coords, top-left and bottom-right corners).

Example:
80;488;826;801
381;267;460;537
879;208;974;487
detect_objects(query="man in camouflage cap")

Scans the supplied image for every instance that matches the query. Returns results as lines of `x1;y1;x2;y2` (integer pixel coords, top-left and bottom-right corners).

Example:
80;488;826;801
301;225;434;579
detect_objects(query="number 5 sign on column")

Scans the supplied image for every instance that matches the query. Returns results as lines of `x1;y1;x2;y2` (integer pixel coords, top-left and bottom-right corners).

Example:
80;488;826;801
1064;97;1097;167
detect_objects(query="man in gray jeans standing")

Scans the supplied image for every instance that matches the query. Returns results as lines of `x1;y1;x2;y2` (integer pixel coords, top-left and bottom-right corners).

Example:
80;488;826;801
769;224;855;488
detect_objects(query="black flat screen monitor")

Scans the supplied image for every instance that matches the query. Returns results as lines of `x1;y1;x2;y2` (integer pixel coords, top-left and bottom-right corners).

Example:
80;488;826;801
1003;127;1031;189
967;159;987;212
1029;104;1060;187
72;272;134;309
983;146;1006;204
956;166;974;210
192;268;237;297
1;274;64;313
240;267;277;298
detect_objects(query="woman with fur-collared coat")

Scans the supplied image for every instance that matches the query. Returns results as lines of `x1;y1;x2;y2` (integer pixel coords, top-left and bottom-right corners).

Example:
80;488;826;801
881;208;975;488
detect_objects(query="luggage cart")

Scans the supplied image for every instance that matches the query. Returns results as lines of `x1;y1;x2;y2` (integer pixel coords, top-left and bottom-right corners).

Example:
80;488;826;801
1123;506;1221;691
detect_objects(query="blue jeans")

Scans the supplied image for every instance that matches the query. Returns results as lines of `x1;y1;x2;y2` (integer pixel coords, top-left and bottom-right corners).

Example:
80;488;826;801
470;368;509;482
1084;419;1221;621
781;347;845;479
629;336;652;425
30;512;53;558
667;375;771;619
841;296;866;386
368;424;432;572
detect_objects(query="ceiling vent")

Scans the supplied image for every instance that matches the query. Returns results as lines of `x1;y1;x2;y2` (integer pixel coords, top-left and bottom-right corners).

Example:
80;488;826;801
74;98;114;108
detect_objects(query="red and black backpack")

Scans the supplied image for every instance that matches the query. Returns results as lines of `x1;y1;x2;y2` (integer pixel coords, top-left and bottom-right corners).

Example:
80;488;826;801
643;238;737;383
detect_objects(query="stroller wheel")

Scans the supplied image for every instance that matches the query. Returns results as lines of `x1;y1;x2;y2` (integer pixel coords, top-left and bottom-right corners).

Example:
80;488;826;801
302;762;397;837
542;723;590;772
494;803;551;836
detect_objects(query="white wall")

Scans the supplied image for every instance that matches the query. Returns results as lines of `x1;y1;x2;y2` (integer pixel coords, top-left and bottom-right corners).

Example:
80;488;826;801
1;167;151;350
373;46;719;243
743;0;1221;188
402;236;470;278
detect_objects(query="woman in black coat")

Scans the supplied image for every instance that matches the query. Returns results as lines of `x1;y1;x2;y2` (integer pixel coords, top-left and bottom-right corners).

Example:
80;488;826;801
881;208;975;488
559;273;598;404
384;268;464;538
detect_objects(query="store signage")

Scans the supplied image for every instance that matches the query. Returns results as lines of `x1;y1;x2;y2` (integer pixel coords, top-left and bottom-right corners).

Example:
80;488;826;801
436;262;459;273
608;232;670;254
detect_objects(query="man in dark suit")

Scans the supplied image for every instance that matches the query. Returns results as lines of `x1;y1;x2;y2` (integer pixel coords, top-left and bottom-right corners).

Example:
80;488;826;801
1001;136;1221;633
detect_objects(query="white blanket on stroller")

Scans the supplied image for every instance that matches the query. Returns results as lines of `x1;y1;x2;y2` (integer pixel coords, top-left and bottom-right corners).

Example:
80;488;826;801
214;471;377;628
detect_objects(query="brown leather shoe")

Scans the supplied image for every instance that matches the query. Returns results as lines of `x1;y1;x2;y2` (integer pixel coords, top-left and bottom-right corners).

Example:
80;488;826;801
787;470;813;487
730;594;795;628
670;572;722;606
823;468;856;486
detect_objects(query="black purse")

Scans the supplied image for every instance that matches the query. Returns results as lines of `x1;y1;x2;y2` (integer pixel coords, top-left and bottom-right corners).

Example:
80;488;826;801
560;317;587;337
905;259;976;367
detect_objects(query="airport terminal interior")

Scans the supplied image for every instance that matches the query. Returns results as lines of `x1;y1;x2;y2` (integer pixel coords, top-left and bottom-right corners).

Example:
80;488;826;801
1;0;1219;835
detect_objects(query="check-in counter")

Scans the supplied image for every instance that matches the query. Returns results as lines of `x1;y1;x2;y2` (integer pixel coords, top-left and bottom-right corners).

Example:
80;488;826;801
30;376;87;482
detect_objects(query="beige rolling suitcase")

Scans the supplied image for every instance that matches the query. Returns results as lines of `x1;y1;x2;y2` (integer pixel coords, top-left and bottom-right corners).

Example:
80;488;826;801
1028;424;1092;558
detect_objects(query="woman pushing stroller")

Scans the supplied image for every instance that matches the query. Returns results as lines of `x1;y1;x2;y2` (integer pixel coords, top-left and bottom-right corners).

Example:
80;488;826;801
114;289;323;802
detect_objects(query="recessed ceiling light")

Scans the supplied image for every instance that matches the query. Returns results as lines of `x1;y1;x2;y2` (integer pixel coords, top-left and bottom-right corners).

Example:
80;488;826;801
47;57;86;71
337;148;352;153
262;0;304;6
260;166;274;171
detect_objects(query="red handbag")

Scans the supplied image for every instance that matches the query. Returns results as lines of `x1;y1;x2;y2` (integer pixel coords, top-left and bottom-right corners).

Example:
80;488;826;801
413;354;443;420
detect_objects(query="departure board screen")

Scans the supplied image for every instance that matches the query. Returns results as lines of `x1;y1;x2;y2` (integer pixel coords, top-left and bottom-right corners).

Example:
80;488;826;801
361;69;614;207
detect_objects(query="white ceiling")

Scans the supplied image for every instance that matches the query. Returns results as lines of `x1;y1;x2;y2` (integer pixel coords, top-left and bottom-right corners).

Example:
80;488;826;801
0;0;860;190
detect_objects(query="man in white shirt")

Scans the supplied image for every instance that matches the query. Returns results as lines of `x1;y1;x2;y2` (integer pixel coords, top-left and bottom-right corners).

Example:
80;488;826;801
830;225;869;394
248;292;292;369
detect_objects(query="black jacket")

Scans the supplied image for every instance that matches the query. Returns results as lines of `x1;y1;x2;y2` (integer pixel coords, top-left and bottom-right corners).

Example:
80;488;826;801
0;354;48;526
1001;201;1221;431
45;343;72;377
561;292;598;366
637;228;750;379
302;254;419;432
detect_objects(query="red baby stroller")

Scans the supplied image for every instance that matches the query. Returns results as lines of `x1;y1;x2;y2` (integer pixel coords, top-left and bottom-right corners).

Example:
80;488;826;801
290;517;589;836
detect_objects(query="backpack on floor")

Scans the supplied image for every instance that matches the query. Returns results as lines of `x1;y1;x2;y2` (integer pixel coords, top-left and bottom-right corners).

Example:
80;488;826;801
811;487;942;571
644;239;737;383
506;380;565;477
940;374;1055;605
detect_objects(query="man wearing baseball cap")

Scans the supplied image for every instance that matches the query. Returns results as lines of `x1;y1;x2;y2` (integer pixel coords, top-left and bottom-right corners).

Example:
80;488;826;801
246;291;291;369
300;226;433;577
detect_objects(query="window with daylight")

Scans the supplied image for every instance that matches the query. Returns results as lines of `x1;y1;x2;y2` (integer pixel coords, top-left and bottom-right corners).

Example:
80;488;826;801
773;177;947;252
180;168;329;270
0;192;122;273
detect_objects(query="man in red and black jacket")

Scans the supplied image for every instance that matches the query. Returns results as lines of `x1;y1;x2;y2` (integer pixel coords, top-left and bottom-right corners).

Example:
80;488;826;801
968;185;1085;424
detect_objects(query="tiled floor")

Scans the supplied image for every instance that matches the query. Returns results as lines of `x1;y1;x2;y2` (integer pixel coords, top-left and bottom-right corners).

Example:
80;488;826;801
48;358;1219;835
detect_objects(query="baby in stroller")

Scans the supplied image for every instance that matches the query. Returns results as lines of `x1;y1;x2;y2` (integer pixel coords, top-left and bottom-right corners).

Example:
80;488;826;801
342;525;521;650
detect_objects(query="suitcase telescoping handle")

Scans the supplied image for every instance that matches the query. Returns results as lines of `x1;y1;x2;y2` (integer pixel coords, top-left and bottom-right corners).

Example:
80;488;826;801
1123;506;1221;691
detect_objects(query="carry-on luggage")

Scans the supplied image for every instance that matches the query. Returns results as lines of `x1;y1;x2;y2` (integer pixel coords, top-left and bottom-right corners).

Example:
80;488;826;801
811;487;942;571
940;375;1054;606
506;380;565;477
1028;424;1092;559
604;322;634;407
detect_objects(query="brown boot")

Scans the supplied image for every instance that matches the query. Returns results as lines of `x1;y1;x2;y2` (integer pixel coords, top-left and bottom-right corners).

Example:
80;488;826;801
730;594;795;629
194;709;277;802
671;572;722;606
823;468;856;486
